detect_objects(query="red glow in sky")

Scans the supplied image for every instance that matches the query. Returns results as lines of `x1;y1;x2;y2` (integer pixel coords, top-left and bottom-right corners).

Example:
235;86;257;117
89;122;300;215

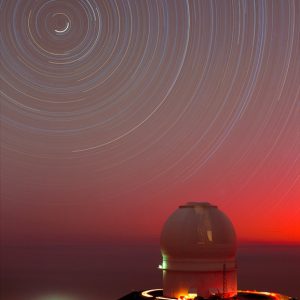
1;0;300;246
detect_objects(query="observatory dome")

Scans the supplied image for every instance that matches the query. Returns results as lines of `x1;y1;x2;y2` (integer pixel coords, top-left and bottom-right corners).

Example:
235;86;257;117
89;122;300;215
160;202;237;299
161;202;237;259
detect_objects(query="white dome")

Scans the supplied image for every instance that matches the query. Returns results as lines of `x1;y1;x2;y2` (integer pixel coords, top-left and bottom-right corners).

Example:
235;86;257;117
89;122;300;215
160;202;237;260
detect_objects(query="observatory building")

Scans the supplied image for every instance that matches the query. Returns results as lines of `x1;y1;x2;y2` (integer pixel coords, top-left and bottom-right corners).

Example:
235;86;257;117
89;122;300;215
160;202;237;299
119;202;294;300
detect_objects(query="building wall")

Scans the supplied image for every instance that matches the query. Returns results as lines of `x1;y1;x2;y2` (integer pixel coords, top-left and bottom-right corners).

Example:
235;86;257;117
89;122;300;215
163;269;237;299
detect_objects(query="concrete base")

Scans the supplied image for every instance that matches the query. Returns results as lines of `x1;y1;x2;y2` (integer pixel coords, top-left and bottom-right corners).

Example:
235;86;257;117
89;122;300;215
163;269;237;299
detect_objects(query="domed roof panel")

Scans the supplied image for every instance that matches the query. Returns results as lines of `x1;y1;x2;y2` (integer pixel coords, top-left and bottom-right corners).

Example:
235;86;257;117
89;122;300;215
160;202;237;259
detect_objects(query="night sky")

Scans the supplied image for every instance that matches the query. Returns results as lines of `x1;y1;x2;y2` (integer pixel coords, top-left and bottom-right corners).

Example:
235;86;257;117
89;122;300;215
1;0;300;247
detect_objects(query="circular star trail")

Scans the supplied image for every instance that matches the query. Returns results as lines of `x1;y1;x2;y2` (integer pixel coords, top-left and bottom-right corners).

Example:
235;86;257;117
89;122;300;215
1;0;190;151
1;0;299;242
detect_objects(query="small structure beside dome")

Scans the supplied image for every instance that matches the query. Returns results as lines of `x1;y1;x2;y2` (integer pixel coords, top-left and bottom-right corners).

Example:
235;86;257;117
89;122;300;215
160;202;237;299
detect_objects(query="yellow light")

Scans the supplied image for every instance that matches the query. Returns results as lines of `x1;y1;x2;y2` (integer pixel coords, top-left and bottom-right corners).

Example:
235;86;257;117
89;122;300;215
141;289;176;300
238;290;289;300
141;289;162;298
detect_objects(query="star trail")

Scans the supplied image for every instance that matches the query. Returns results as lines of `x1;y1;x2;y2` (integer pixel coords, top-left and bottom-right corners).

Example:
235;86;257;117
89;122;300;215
1;0;300;244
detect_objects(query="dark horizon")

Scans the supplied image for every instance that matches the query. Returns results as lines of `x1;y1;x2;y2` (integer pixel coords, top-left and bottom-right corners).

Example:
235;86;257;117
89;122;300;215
1;242;300;300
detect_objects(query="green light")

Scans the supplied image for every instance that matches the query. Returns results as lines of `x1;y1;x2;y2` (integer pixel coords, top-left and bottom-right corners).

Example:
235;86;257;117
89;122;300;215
160;255;168;270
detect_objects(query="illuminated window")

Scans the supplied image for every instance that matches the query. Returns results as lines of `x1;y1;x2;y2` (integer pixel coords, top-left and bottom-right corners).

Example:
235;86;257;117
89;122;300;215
207;230;213;241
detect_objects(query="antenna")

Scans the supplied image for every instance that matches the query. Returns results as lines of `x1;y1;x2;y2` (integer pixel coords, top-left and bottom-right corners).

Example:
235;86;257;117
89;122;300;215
223;263;227;298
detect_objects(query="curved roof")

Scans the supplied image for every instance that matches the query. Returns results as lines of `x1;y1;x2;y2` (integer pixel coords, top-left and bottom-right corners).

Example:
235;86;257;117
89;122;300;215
160;202;237;259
